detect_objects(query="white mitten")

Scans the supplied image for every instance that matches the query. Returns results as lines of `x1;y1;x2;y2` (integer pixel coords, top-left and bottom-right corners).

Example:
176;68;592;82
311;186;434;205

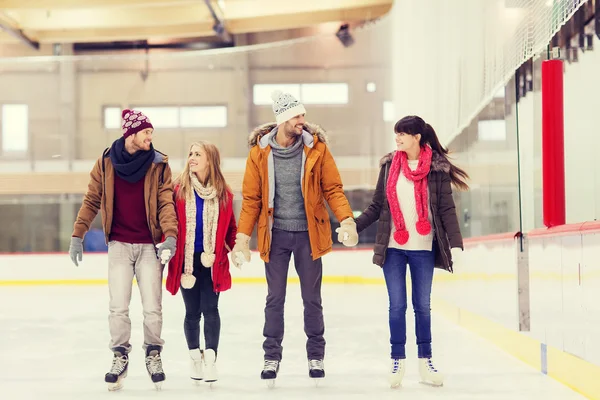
159;249;171;265
335;218;359;247
450;247;463;269
231;233;251;269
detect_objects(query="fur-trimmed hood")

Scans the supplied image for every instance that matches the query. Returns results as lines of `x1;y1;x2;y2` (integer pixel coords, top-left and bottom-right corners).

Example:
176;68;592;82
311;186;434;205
379;150;450;173
247;122;329;148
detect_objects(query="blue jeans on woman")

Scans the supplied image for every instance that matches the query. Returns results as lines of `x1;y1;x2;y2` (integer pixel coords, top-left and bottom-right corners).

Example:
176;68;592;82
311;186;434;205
382;247;435;359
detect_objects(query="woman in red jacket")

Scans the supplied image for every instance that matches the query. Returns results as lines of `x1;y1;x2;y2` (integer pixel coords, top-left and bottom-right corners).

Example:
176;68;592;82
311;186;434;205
166;141;237;385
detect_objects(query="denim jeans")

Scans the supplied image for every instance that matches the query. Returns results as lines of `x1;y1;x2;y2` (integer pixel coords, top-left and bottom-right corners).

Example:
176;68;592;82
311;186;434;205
180;252;220;352
382;247;435;359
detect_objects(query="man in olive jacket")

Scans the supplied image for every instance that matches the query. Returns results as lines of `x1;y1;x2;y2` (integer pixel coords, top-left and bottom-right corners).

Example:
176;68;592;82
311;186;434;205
69;109;177;390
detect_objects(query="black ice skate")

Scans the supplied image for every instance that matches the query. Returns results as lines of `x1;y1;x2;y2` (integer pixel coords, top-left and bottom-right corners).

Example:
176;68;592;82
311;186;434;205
261;360;279;388
145;345;166;390
308;359;325;385
105;347;128;391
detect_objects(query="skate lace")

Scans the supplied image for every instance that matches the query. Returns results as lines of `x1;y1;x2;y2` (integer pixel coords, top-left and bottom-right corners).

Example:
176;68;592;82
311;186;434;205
263;360;279;372
309;359;324;371
110;355;127;374
425;358;438;373
146;354;164;375
391;359;402;373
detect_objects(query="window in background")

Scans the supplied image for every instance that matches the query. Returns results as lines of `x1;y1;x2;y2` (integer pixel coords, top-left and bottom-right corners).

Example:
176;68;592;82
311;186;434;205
301;83;349;104
133;106;179;129
180;106;227;128
103;107;122;129
478;119;507;141
253;84;301;105
1;104;29;153
103;106;228;129
383;101;395;122
252;83;349;105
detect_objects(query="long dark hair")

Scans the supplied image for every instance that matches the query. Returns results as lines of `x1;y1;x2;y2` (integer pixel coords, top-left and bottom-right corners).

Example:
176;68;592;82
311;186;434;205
394;115;469;191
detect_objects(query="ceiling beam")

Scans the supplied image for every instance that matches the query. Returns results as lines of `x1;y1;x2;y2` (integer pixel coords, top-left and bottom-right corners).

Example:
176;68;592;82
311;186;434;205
227;4;392;34
0;12;39;49
0;0;197;9
15;4;213;30
224;0;392;18
31;23;216;43
0;0;392;43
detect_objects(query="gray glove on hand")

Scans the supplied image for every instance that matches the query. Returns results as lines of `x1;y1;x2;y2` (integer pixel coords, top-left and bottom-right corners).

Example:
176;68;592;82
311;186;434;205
155;236;177;265
69;237;83;266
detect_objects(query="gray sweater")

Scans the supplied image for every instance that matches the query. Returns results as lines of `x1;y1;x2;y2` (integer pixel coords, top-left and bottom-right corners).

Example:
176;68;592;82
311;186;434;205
269;134;308;232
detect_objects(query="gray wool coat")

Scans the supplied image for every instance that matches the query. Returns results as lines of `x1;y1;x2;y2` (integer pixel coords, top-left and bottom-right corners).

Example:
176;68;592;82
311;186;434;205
355;150;464;272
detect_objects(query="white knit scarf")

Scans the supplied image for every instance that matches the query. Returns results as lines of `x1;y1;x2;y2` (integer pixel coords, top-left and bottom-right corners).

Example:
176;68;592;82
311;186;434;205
181;172;219;289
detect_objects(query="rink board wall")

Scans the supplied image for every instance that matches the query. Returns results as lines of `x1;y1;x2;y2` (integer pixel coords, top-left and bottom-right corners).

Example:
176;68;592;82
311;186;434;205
2;226;600;399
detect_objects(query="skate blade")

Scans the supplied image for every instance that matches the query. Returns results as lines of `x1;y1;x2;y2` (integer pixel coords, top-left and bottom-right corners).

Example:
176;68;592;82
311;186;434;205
107;372;127;391
265;379;276;388
107;382;123;392
419;380;443;387
154;382;163;391
312;378;324;387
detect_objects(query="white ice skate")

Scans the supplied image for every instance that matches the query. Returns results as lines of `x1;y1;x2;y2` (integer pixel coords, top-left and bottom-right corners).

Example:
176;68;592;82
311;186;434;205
261;360;280;388
418;358;444;387
389;358;405;388
189;349;203;384
203;349;218;386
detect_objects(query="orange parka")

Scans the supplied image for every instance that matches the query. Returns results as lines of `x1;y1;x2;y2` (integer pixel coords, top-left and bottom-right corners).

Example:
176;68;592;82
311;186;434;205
237;122;354;262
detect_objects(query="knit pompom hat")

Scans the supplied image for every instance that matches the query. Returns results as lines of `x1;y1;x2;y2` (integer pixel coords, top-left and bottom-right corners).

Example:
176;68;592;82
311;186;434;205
271;90;306;125
121;109;153;138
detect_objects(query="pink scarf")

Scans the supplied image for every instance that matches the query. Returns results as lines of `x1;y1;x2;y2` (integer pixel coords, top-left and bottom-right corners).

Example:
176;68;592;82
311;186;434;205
386;146;432;245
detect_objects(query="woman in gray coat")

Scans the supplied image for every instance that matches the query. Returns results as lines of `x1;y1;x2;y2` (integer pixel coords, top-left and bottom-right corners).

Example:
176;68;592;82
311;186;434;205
355;115;468;388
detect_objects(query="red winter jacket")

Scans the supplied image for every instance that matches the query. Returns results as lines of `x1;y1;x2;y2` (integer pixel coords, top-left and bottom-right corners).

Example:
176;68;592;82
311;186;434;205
166;185;237;295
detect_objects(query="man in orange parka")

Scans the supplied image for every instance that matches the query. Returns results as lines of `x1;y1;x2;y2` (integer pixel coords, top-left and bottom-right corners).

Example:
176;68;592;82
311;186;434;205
231;90;359;383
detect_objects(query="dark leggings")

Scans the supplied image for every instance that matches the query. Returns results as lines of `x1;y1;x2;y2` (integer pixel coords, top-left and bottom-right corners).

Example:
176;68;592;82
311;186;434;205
180;252;220;352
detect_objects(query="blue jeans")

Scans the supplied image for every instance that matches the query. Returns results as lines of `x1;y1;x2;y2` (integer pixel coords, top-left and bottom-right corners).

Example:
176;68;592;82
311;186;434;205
382;247;435;359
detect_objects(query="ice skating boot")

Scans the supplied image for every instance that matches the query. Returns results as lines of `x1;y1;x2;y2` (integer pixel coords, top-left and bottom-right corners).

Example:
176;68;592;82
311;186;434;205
389;358;405;388
104;347;128;391
203;349;218;385
189;348;203;383
308;359;325;387
145;345;166;390
261;360;279;388
418;357;444;386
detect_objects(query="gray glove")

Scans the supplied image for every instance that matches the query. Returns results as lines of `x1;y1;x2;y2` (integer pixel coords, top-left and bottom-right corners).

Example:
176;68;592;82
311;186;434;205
69;237;83;266
155;236;176;265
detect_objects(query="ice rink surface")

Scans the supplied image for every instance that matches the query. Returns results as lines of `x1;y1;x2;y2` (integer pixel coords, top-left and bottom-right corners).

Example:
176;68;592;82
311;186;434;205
0;273;586;400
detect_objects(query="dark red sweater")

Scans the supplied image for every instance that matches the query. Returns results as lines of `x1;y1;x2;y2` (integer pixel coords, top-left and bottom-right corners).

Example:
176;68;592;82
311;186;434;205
109;174;154;244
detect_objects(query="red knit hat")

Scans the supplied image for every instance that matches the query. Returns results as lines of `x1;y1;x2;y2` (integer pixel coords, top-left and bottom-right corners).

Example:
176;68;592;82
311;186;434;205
121;109;153;138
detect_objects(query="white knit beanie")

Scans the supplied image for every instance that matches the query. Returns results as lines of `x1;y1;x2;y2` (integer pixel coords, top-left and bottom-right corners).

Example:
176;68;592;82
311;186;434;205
271;90;306;125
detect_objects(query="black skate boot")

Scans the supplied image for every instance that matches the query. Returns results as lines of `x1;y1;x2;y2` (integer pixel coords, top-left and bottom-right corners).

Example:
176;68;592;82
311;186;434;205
145;345;166;390
104;347;128;391
261;360;279;388
308;359;325;383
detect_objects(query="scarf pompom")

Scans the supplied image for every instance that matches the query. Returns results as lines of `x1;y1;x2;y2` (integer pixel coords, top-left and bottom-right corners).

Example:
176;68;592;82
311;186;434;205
181;273;196;289
201;252;215;268
416;220;431;235
394;230;409;245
